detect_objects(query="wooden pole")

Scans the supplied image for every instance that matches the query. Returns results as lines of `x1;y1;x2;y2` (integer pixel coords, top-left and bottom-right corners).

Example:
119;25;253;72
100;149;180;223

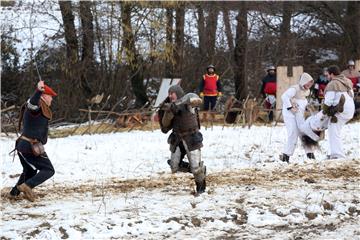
1;105;15;113
355;59;360;72
275;66;303;120
87;106;92;135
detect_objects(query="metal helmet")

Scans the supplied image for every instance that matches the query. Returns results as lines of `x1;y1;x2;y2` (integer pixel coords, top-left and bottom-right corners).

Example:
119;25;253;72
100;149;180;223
267;65;276;71
207;64;215;71
348;60;355;66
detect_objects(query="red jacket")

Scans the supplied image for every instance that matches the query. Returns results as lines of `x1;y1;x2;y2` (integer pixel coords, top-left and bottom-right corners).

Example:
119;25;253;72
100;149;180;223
318;82;327;98
264;82;277;95
200;74;221;96
349;77;359;88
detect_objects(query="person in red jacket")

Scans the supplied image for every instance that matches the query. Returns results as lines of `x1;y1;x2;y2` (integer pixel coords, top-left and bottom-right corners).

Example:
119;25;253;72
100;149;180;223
341;60;360;92
260;66;277;121
199;64;222;122
312;68;329;106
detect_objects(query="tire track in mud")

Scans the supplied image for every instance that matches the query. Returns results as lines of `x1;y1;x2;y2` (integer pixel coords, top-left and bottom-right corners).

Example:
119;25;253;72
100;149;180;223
1;159;359;202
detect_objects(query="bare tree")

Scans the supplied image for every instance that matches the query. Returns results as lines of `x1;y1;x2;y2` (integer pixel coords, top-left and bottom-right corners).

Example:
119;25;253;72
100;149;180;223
59;0;82;118
4;0;360;122
165;7;174;78
276;1;293;66
233;2;248;99
197;4;219;64
79;0;94;97
222;8;234;52
173;4;185;77
206;6;219;64
345;1;360;58
121;2;148;107
59;1;78;70
93;5;107;75
197;5;206;61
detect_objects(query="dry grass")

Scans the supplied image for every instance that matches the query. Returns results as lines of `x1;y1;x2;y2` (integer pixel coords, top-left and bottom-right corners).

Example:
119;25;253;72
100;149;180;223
49;121;160;138
44;111;360;138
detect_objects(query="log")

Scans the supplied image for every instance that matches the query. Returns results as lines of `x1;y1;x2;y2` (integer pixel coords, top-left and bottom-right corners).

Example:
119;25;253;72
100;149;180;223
1;105;15;113
79;109;153;117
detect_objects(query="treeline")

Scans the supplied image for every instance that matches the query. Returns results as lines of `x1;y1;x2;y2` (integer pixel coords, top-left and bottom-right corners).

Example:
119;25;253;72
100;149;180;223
1;1;359;120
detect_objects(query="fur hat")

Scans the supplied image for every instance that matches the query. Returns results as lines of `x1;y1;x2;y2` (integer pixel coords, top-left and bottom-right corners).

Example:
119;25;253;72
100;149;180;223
168;85;184;98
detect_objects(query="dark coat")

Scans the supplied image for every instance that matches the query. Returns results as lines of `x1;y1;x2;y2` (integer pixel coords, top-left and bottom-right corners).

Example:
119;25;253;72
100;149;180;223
16;90;50;153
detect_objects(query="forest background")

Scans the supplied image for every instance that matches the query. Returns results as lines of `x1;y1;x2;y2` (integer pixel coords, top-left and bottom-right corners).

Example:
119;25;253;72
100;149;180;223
1;1;359;121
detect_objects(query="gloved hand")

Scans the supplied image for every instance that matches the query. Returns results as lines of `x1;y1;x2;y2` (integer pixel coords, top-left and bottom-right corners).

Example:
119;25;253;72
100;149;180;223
330;116;338;123
290;107;298;113
199;92;204;98
37;80;45;92
217;92;222;102
328;106;337;116
322;104;336;116
170;102;178;114
189;97;202;107
288;106;298;113
161;102;178;114
161;103;172;111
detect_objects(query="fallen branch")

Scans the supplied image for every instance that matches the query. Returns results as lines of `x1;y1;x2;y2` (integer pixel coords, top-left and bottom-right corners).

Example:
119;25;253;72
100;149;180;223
1;105;15;113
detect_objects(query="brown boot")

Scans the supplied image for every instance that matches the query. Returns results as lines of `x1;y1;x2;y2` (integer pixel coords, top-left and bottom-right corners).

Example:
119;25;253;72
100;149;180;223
17;183;35;202
7;193;22;202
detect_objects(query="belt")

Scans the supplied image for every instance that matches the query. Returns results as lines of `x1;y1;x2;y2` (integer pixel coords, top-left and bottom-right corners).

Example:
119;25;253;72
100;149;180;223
177;129;198;137
19;135;39;144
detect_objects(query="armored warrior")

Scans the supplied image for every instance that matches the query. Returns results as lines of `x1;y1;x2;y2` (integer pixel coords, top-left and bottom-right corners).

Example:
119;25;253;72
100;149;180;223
158;85;206;194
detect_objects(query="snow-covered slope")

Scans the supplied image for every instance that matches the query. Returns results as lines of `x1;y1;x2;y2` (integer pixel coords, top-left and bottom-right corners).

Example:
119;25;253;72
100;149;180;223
2;123;359;186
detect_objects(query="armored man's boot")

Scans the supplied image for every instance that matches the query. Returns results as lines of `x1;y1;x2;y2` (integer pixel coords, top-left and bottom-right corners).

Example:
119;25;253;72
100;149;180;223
196;178;206;194
194;162;207;194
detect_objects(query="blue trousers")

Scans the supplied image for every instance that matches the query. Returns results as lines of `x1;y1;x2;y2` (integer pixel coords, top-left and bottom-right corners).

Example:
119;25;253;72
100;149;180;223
10;151;55;196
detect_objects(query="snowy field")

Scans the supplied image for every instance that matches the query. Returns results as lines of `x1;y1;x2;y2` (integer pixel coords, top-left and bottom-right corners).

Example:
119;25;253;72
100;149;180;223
1;123;359;239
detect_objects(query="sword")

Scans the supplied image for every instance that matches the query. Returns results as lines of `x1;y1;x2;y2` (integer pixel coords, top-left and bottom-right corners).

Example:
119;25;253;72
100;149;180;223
34;61;42;81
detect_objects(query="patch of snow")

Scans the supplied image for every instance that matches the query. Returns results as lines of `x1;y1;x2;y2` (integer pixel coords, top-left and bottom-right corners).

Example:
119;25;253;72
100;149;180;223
1;123;359;239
